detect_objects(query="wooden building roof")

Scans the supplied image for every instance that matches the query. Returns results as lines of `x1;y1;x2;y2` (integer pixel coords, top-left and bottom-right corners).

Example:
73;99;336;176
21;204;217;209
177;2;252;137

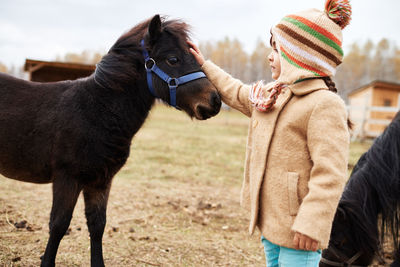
24;59;96;82
348;80;400;97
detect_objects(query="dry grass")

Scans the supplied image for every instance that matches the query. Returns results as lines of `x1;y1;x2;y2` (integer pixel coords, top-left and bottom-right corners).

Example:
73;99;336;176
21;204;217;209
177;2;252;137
0;105;372;267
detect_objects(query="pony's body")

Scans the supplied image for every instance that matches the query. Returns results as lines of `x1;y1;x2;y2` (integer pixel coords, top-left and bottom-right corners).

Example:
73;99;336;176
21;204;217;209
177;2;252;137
0;74;57;182
321;111;400;267
0;15;221;267
0;74;144;185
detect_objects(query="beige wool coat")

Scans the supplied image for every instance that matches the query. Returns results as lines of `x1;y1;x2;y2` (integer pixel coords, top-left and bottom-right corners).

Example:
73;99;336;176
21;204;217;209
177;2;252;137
202;60;350;249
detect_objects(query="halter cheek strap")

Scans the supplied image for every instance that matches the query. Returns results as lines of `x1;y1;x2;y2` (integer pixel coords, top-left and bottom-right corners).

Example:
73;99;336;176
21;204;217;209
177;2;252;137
140;39;206;108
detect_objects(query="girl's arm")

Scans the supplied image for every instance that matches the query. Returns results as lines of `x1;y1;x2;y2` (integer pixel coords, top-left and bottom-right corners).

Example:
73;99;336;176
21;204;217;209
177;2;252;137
291;94;350;248
189;41;253;117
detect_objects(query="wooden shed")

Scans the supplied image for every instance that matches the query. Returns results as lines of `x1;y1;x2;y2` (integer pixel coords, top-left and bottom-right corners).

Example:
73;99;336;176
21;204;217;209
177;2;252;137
348;80;400;138
24;59;95;82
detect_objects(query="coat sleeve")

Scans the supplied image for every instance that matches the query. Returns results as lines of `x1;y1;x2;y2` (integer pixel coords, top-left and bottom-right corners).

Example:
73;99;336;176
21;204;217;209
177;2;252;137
201;60;253;117
291;94;350;248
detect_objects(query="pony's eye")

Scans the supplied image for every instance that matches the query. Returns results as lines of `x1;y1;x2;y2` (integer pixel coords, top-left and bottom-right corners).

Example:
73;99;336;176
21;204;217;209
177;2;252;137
167;57;179;66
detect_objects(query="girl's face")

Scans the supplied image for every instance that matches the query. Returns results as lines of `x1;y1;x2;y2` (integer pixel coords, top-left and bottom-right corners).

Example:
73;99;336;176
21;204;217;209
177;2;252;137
268;35;281;80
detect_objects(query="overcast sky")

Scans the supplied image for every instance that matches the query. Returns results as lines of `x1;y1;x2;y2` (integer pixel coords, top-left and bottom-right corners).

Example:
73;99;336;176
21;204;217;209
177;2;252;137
1;0;399;68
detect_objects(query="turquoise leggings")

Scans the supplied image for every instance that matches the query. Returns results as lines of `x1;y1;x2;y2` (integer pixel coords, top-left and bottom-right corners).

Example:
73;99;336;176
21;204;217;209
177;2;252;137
261;236;321;267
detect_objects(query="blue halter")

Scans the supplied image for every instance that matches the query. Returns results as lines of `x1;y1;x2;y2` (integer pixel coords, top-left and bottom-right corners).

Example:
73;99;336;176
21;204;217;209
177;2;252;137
140;39;206;108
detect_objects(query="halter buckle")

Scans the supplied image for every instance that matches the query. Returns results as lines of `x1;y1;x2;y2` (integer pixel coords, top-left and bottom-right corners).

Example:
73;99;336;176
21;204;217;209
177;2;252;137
144;58;156;71
167;77;179;87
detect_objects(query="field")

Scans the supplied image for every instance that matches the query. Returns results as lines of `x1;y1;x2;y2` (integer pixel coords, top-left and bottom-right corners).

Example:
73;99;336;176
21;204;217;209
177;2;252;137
0;105;372;267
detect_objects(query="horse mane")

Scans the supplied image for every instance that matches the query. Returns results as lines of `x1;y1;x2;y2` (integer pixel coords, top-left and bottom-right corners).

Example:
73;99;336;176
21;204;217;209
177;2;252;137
94;16;191;91
340;111;400;255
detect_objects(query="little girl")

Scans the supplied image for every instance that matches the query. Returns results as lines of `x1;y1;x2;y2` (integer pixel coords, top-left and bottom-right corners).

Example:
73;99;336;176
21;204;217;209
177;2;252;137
189;0;351;266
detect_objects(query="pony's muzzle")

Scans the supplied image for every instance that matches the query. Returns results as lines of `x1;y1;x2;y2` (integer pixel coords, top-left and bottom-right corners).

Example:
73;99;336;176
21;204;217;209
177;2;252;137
210;91;222;113
195;91;221;120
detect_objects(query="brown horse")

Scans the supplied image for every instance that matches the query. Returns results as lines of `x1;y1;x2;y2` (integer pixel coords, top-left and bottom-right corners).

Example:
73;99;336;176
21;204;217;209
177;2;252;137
0;15;221;267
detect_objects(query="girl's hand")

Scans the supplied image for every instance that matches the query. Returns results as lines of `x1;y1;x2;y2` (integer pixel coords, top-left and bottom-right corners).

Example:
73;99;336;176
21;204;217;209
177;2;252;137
187;40;205;66
293;232;319;251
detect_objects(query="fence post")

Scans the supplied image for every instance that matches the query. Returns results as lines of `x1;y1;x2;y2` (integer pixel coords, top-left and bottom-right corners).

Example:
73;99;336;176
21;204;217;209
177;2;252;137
397;94;400;109
358;94;369;140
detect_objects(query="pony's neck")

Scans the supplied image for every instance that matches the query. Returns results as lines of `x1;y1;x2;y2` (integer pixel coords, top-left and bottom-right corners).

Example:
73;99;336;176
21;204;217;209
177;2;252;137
340;179;381;254
84;74;155;138
343;180;381;224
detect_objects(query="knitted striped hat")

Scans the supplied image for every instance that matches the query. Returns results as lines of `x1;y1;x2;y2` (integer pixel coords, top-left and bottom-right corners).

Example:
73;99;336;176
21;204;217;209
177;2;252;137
272;0;352;85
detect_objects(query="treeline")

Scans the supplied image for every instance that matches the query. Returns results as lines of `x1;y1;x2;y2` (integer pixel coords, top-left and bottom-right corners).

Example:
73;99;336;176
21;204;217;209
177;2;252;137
0;62;7;73
1;38;399;101
335;39;400;99
0;50;103;78
200;38;273;85
54;50;103;65
200;37;400;100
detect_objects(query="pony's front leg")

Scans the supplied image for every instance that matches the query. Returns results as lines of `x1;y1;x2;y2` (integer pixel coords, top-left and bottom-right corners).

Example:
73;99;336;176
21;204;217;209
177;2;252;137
41;175;82;267
83;183;111;267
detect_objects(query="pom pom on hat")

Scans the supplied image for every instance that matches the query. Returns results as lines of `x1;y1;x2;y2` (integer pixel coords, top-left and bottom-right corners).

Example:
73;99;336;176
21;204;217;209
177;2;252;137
325;0;352;29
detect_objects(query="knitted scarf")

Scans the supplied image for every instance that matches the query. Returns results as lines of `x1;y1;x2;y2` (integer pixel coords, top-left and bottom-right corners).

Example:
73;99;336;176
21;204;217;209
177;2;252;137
249;81;287;112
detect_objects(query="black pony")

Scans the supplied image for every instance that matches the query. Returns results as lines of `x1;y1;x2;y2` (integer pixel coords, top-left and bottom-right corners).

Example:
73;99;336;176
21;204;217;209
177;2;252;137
0;15;221;267
320;111;400;267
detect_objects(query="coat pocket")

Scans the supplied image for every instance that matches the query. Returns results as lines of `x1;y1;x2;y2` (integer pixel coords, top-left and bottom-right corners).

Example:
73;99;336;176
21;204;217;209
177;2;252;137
287;172;300;216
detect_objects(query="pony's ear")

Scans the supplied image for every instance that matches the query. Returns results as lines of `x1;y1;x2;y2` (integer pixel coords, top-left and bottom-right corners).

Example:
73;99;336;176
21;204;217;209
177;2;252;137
148;14;162;44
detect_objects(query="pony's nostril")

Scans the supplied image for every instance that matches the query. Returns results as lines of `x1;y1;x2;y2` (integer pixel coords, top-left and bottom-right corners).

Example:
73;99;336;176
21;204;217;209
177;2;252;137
211;92;222;110
196;105;209;120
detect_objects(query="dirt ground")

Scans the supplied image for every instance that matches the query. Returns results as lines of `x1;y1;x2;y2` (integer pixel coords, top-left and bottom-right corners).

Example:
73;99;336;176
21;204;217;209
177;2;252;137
0;175;266;267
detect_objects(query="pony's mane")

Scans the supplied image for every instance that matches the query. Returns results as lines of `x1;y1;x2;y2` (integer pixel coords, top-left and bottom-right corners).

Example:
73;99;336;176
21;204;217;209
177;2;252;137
341;111;400;255
113;16;191;52
94;16;191;91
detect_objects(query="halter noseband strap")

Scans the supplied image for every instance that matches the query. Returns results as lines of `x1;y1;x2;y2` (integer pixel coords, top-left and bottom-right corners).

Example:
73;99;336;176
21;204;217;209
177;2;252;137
140;39;206;108
320;245;367;267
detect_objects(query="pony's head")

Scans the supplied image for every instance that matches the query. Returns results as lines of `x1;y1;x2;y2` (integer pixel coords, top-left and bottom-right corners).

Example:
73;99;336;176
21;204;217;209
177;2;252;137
320;206;376;267
95;15;221;120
